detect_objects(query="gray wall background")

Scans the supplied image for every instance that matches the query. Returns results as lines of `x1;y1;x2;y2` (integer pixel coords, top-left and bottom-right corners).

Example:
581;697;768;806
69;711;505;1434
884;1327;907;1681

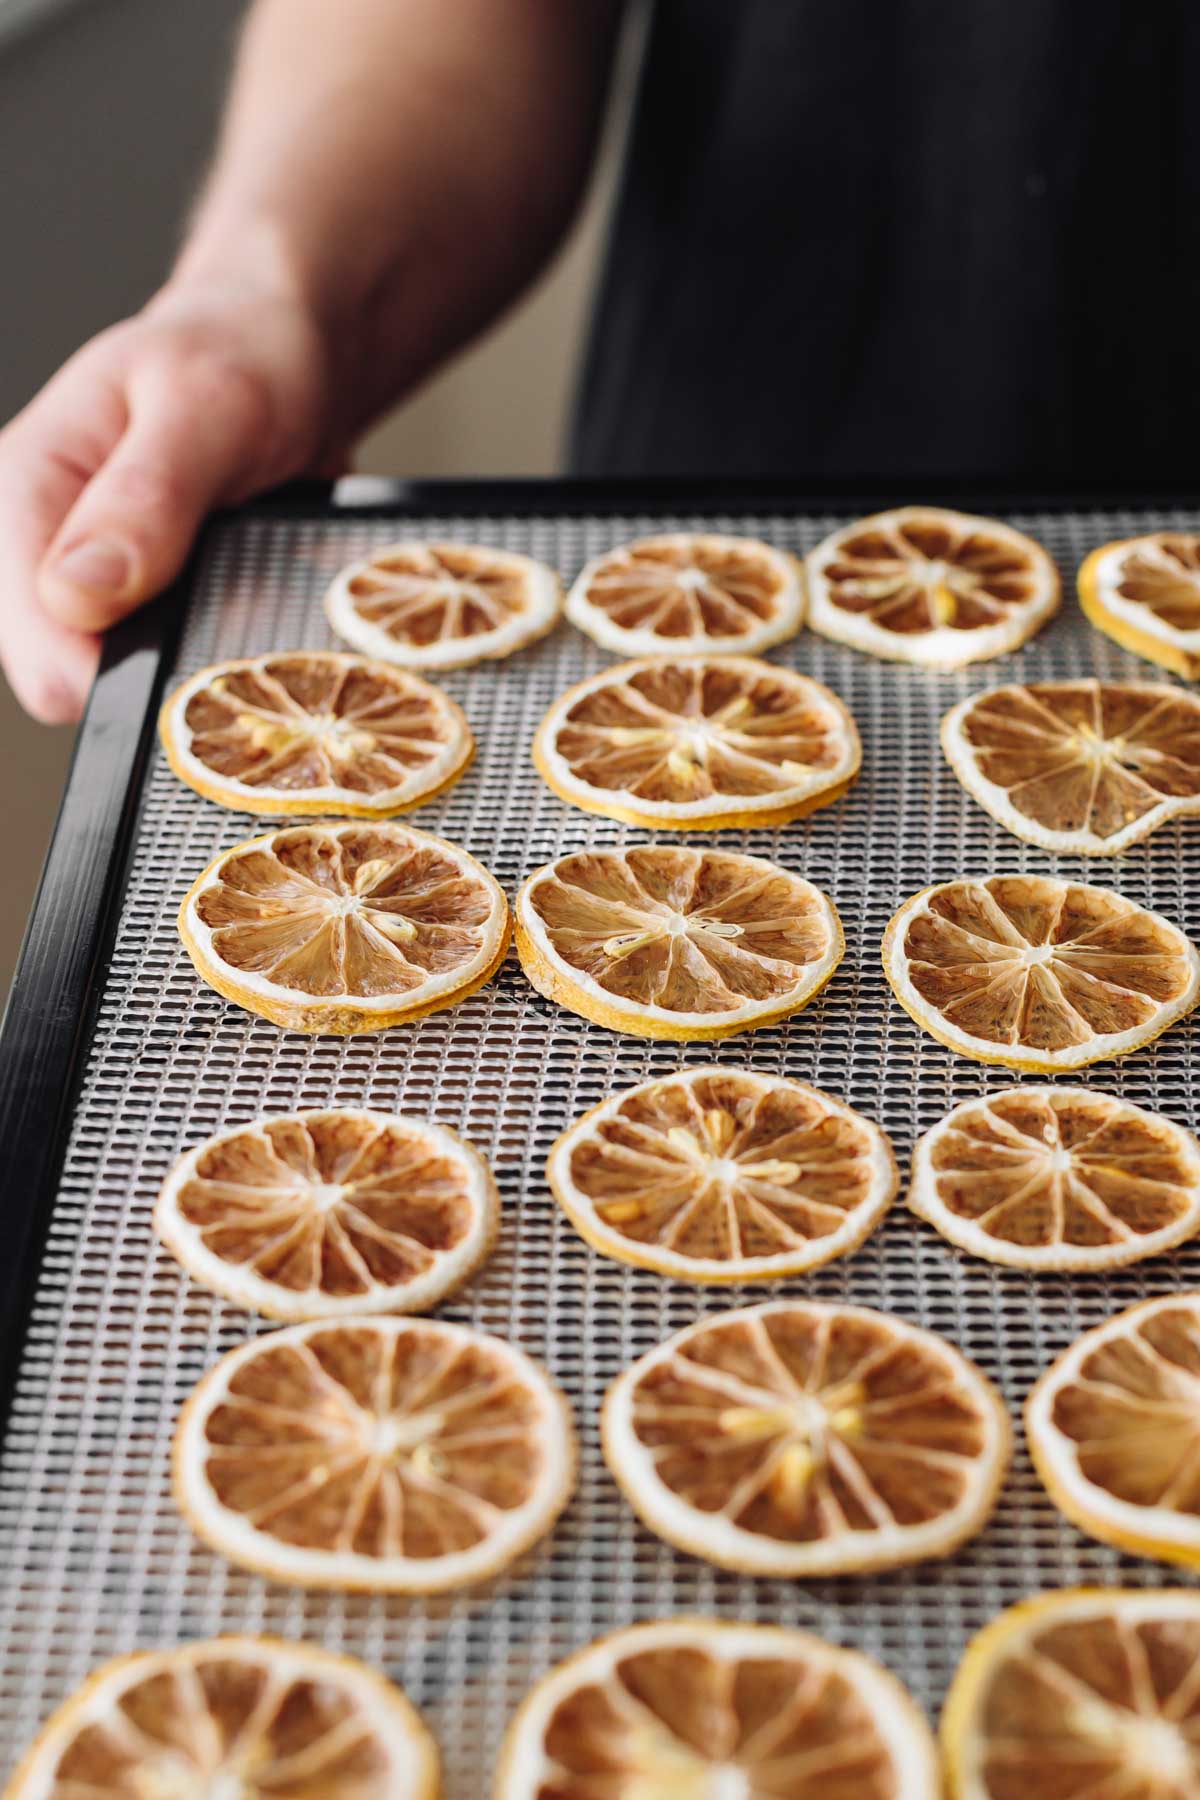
0;0;632;995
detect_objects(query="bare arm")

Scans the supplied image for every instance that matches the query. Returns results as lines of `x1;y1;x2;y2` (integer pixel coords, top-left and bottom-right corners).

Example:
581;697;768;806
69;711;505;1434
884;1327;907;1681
0;0;621;719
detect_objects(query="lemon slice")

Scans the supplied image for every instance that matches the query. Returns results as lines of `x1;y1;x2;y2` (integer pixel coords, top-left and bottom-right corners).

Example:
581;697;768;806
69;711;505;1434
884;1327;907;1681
179;820;510;1034
496;1618;939;1798
565;533;805;656
806;506;1059;666
154;1108;499;1319
942;1589;1200;1800
7;1636;439;1799
602;1300;1009;1577
325;540;562;669
1080;532;1200;676
515;845;843;1041
175;1316;575;1592
533;655;860;829
942;678;1200;854
1027;1293;1200;1567
159;651;473;817
909;1086;1200;1272
883;874;1200;1070
548;1067;896;1282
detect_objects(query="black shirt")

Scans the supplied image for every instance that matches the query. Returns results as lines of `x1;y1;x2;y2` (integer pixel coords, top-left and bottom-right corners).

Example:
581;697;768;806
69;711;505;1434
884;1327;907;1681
570;1;1199;484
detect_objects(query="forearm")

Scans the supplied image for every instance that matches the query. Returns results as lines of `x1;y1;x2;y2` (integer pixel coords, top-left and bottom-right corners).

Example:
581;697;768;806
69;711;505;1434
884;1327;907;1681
173;0;623;438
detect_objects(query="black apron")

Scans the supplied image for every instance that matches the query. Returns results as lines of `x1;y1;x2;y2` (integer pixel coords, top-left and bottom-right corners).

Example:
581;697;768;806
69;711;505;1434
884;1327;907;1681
570;0;1199;484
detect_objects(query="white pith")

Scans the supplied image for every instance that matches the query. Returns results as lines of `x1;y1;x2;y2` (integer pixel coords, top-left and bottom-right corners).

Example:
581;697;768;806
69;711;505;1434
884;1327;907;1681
564;533;805;657
806;506;1059;668
602;1300;1008;1577
176;1317;574;1592
325;542;563;669
154;1108;498;1318
495;1617;938;1798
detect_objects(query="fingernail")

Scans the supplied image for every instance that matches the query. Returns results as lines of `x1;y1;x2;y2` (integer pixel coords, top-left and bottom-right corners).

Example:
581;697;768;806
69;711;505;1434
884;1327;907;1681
52;537;133;595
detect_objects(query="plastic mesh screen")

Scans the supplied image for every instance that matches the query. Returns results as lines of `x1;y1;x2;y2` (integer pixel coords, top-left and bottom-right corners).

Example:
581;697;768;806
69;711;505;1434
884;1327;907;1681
3;501;1200;1790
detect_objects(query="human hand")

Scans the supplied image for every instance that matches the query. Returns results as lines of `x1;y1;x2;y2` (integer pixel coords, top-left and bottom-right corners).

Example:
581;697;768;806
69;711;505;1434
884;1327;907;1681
0;273;335;721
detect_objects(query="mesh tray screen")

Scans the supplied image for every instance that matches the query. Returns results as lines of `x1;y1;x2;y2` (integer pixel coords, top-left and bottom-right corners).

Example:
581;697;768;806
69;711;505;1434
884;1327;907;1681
3;501;1200;1789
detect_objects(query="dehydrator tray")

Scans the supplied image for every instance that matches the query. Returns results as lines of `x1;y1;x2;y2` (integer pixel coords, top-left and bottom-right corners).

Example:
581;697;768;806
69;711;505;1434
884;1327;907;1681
3;480;1200;1791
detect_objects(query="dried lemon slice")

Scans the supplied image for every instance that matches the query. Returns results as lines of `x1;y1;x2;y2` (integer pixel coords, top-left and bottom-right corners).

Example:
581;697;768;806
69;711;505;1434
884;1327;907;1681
533;655;860;829
1027;1293;1200;1567
175;1316;575;1592
154;1108;499;1319
496;1618;939;1798
179;820;510;1034
159;651;473;818
883;874;1200;1071
909;1087;1200;1272
7;1636;439;1799
1079;532;1200;676
602;1300;1009;1577
516;845;843;1041
548;1068;896;1282
325;540;562;669
941;1589;1200;1800
806;506;1059;666
565;533;804;656
942;679;1200;855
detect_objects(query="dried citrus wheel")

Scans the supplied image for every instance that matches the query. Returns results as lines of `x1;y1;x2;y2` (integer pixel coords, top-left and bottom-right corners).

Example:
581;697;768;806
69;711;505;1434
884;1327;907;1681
532;655;860;830
175;1316;575;1592
602;1300;1010;1577
1079;532;1200;677
325;540;563;669
7;1635;439;1800
909;1087;1200;1273
941;1589;1200;1800
516;846;843;1041
565;533;804;657
495;1618;939;1799
1026;1293;1200;1567
882;875;1200;1071
547;1068;896;1283
942;679;1200;855
806;506;1059;667
178;820;510;1034
158;650;473;818
154;1109;499;1320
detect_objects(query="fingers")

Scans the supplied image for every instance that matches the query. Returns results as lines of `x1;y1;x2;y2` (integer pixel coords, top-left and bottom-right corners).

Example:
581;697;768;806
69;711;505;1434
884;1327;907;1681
38;356;271;635
0;404;114;723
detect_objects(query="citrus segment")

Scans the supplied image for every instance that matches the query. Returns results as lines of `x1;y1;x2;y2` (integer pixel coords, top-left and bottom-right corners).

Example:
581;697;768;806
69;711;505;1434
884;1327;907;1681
602;1301;1009;1576
942;678;1200;854
806;506;1059;667
533;655;860;829
159;651;473;817
548;1068;896;1282
565;533;804;656
1027;1293;1200;1567
174;1316;575;1592
883;874;1200;1070
154;1108;499;1319
178;820;510;1034
325;540;562;669
7;1636;439;1799
1079;533;1200;677
941;1589;1200;1800
516;846;843;1040
910;1087;1200;1272
495;1618;939;1798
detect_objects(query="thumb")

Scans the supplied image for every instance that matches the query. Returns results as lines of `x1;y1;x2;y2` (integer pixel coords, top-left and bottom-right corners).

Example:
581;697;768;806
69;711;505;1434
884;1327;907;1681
38;359;271;634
